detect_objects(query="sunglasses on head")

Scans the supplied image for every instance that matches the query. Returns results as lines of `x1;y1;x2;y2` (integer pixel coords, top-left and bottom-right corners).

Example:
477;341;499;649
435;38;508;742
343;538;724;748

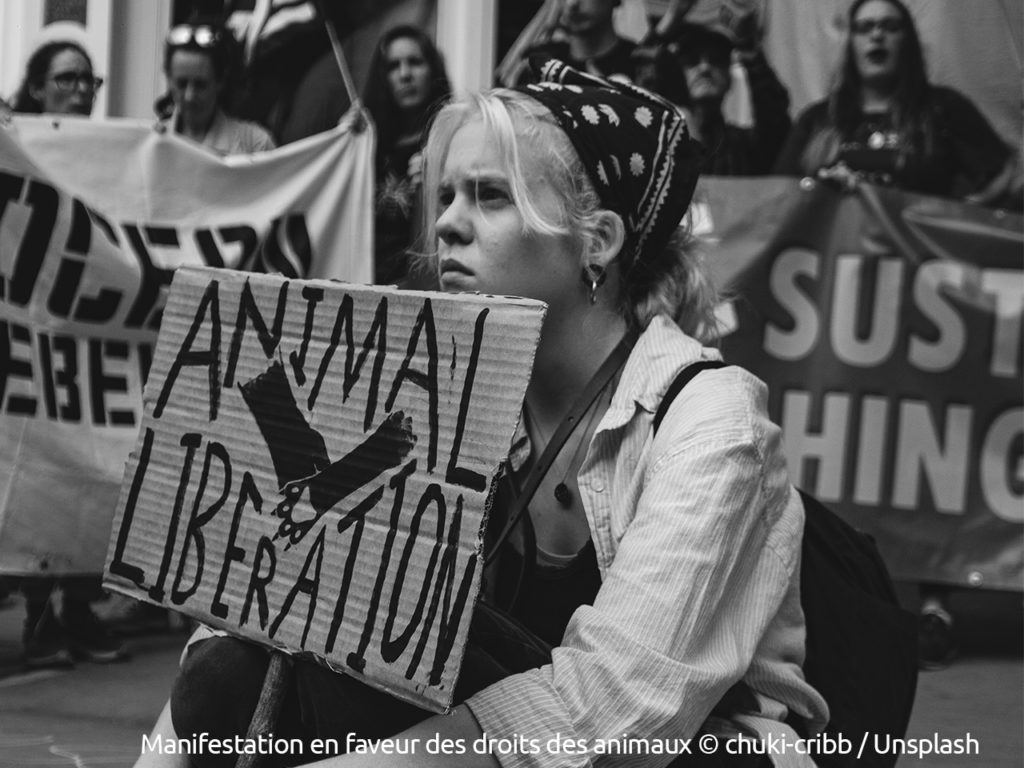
166;24;222;48
851;17;904;35
50;71;104;93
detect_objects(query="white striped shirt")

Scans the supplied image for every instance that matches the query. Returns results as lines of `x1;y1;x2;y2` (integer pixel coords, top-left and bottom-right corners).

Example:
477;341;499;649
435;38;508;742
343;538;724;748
467;315;830;767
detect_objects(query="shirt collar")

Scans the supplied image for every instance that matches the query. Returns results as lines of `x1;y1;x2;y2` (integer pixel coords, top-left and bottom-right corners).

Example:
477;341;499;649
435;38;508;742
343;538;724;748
506;315;718;470
600;314;717;432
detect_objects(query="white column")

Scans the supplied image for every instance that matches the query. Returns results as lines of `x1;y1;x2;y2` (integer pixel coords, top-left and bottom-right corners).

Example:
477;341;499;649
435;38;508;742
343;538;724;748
0;1;46;101
106;0;173;119
85;0;113;116
435;0;497;94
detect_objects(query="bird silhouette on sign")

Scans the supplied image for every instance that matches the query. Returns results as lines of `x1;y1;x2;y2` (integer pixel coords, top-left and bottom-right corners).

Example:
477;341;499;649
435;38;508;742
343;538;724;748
239;360;416;548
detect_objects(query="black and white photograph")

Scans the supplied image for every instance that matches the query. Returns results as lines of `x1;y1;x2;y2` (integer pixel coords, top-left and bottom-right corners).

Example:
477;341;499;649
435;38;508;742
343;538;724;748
0;1;1020;766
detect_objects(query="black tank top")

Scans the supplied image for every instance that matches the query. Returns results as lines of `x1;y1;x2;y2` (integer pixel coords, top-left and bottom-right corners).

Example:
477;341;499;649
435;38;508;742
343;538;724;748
489;477;602;647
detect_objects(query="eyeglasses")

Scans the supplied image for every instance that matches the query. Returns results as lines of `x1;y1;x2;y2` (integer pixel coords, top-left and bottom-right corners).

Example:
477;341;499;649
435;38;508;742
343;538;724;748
50;71;104;93
166;24;222;48
851;17;904;35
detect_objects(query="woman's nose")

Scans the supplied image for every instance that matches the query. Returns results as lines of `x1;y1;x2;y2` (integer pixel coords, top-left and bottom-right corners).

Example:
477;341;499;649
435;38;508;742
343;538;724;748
436;198;471;246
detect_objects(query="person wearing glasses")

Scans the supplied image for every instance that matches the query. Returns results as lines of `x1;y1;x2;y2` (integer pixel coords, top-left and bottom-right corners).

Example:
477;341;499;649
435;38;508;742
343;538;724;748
6;29;129;670
158;19;275;156
776;0;1017;672
663;14;791;175
774;0;1019;207
11;37;102;116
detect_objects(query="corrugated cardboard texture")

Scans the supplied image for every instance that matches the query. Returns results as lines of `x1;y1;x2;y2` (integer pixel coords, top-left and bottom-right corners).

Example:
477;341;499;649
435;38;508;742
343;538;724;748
104;266;545;712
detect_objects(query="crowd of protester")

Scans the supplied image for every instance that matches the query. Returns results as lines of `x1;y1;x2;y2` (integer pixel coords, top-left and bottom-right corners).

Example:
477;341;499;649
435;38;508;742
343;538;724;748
512;0;1020;206
1;0;1019;715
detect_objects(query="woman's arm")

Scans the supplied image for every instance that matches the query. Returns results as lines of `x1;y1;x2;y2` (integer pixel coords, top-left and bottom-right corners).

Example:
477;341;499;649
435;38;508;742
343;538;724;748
773;102;828;177
737;48;792;172
934;86;1013;199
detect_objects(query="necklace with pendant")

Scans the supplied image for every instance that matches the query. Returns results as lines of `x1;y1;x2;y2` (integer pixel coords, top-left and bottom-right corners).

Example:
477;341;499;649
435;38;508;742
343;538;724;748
526;387;608;509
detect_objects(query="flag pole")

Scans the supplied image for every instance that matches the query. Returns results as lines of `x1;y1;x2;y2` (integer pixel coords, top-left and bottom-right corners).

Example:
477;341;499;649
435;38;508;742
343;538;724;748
311;0;361;110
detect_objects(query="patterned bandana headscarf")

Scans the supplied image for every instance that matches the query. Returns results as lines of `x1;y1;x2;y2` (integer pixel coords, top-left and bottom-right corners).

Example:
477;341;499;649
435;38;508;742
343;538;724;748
514;58;703;271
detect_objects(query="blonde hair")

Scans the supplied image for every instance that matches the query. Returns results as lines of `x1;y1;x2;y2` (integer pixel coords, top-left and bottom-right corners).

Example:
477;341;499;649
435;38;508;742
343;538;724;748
421;89;719;342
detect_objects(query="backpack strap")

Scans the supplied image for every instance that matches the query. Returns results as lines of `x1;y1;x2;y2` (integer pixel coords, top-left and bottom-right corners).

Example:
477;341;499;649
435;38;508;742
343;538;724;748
652;360;727;434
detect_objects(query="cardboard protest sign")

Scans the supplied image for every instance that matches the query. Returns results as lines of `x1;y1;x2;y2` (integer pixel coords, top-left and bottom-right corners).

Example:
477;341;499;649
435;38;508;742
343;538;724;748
696;176;1023;589
0;115;372;575
104;267;545;711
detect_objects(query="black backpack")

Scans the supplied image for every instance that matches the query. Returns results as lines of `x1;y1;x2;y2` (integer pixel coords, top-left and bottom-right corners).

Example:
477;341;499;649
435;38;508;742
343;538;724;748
654;361;918;768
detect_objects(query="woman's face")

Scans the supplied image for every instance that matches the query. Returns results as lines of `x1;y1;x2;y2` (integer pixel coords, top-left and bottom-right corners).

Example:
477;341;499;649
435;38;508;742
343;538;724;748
33;48;96;116
850;0;905;85
435;120;579;304
168;49;221;130
386;37;432;114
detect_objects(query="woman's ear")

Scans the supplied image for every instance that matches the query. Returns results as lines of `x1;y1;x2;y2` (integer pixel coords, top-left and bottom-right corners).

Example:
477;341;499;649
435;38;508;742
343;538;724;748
587;210;626;270
29;83;44;104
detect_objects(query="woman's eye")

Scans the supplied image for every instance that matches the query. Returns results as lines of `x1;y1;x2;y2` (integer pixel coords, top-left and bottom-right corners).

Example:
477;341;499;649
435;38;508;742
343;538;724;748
437;187;454;207
477;185;510;206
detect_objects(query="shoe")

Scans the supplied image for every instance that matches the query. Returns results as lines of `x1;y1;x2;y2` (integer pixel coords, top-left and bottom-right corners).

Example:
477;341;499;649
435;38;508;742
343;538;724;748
62;604;130;663
23;603;74;670
918;608;957;670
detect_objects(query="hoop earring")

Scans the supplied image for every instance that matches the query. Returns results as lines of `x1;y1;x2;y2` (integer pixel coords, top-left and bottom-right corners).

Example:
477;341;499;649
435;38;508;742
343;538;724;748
582;265;606;305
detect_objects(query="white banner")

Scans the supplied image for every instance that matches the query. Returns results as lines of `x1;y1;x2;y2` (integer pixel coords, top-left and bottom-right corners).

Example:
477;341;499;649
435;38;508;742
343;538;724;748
0;114;374;574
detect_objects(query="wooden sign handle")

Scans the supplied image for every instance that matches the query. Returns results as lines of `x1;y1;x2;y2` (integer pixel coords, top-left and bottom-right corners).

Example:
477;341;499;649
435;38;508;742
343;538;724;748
234;650;293;768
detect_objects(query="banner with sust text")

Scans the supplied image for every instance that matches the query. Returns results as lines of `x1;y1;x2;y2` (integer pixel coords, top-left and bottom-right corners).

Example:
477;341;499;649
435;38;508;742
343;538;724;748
105;267;545;711
0;114;374;575
695;177;1023;590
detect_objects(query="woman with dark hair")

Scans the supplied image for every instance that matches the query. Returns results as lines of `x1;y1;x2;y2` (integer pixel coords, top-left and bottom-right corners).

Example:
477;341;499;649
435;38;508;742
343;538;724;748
363;25;451;287
776;0;1015;670
775;0;1018;205
11;39;102;117
158;18;275;155
7;30;128;670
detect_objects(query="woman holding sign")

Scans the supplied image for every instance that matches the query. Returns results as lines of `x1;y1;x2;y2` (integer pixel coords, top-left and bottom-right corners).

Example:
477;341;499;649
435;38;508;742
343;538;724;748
774;0;1019;208
138;59;828;768
7;25;130;671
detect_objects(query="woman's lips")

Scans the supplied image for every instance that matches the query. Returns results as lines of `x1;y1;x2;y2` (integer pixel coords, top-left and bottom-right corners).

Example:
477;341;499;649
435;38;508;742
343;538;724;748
440;258;472;276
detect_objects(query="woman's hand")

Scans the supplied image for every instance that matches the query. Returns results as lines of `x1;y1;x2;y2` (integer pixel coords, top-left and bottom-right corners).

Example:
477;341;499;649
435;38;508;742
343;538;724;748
816;161;862;191
965;152;1023;209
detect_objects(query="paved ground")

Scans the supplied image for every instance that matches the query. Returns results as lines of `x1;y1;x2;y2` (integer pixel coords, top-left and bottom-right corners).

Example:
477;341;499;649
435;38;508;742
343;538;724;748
0;584;1020;768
